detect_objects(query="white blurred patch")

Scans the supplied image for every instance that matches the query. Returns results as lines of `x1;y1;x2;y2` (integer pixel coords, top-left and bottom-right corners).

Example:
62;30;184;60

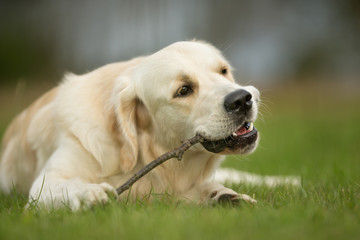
214;168;301;187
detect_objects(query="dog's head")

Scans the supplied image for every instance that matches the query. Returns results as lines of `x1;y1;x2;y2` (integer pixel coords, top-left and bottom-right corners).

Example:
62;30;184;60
114;41;260;171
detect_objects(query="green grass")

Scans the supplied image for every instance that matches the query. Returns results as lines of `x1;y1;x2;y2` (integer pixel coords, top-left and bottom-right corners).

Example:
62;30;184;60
0;83;359;240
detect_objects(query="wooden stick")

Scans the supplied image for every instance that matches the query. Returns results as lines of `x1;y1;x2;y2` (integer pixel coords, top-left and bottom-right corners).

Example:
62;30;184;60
116;134;204;196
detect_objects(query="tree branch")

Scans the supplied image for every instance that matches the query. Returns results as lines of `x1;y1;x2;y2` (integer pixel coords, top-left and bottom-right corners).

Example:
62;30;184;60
116;134;204;196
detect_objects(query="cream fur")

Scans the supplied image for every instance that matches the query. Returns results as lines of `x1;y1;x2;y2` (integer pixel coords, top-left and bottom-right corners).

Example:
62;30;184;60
0;41;260;210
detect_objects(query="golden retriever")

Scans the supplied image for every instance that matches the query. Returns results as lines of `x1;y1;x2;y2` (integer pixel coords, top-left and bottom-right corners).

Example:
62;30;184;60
0;41;260;210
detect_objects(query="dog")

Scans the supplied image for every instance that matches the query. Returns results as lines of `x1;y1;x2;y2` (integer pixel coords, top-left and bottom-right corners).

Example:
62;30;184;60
0;41;260;210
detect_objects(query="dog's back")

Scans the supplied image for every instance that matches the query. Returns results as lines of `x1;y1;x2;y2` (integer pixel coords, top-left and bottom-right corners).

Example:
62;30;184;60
0;88;58;194
0;57;145;196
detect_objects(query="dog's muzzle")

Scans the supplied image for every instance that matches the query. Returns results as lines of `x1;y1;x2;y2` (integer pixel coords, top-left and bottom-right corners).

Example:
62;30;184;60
200;89;259;154
201;122;258;153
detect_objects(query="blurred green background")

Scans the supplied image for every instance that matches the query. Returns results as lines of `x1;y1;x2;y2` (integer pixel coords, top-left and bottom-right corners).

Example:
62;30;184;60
1;0;359;87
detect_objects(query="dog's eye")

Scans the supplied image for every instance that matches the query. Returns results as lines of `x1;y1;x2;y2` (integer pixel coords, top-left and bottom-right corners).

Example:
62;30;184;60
221;67;228;75
176;85;193;97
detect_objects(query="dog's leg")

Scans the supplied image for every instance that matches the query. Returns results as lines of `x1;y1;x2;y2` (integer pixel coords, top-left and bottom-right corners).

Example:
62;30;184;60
215;168;301;187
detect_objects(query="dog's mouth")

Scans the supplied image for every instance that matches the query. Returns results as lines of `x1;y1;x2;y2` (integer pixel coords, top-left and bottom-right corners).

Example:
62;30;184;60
200;122;258;154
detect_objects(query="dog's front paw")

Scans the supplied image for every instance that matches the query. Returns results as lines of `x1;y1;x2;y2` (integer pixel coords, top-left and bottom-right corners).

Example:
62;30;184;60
209;188;257;206
29;178;117;211
74;182;117;209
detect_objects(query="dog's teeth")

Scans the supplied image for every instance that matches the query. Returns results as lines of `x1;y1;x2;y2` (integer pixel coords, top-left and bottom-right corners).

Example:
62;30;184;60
232;132;237;137
249;122;254;131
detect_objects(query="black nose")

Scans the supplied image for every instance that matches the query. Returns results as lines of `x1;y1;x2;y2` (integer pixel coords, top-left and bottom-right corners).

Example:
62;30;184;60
224;89;253;113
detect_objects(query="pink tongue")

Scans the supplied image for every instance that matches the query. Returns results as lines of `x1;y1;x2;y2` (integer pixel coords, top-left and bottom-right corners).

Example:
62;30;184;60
236;126;248;136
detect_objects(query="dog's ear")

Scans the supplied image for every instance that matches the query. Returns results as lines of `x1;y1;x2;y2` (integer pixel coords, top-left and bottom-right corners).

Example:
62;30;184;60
113;77;140;173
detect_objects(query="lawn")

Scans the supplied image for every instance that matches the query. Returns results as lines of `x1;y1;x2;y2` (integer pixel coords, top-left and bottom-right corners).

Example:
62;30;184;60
0;82;359;240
